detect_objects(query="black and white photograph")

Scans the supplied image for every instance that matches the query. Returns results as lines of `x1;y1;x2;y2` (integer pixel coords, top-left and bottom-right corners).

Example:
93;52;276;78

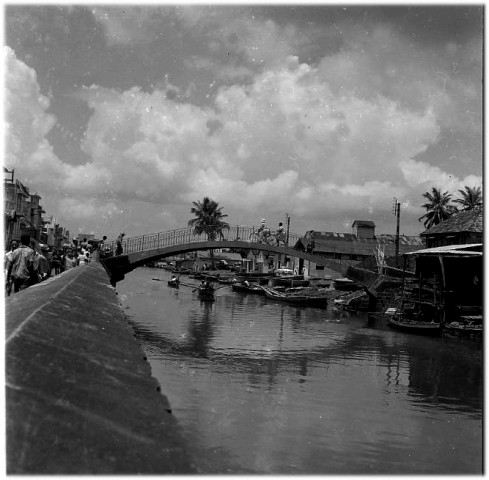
4;2;483;475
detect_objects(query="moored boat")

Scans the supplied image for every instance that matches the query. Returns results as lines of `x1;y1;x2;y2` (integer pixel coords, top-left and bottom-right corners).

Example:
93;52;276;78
388;315;442;336
261;286;327;308
444;315;482;340
333;278;362;291
268;277;310;288
217;276;236;285
231;281;264;294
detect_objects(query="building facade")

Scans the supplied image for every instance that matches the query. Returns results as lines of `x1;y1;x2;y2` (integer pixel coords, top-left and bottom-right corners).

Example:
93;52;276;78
294;220;424;279
4;168;70;247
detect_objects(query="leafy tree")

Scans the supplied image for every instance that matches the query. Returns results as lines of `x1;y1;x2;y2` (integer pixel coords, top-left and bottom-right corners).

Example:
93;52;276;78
188;197;230;268
453;185;483;211
418;187;457;229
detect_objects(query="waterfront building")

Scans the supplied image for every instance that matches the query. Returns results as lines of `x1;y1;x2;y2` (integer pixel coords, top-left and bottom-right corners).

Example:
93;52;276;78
420;209;483;248
397;243;483;331
294;220;423;279
3;168;70;247
44;216;71;248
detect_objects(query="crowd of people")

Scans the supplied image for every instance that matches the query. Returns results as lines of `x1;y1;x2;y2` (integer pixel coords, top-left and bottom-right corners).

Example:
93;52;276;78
5;234;97;296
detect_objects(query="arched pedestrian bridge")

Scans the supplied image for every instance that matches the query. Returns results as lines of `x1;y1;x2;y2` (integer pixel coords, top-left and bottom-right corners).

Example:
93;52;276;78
100;225;356;285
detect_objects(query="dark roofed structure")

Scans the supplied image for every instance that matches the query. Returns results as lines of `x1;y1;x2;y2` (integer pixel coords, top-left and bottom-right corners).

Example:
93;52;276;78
352;220;375;239
420;209;483;248
295;220;423;266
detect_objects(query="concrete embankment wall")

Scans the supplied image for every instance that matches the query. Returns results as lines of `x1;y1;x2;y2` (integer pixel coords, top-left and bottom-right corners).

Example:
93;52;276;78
5;260;196;474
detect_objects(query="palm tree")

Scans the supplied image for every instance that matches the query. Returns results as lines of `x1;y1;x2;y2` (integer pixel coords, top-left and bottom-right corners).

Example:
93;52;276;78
418;187;457;229
453;185;483;211
188;197;230;268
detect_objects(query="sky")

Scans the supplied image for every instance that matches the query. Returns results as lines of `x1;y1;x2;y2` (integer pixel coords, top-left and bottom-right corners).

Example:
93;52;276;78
3;2;483;241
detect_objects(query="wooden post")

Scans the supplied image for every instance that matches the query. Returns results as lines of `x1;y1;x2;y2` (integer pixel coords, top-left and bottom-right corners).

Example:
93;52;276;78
395;201;400;268
286;214;290;247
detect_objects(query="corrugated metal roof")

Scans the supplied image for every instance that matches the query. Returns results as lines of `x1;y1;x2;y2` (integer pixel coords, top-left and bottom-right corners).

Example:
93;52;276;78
299;233;423;256
308;231;423;246
421;210;483;236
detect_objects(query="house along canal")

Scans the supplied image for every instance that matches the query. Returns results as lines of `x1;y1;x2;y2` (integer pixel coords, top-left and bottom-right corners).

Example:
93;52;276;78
117;267;482;474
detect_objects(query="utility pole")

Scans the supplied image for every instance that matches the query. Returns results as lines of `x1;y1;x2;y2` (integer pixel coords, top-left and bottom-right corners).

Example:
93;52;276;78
392;198;401;268
285;213;290;247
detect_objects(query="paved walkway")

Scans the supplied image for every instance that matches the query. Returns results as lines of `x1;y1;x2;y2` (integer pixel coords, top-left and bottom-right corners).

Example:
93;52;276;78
5;261;196;474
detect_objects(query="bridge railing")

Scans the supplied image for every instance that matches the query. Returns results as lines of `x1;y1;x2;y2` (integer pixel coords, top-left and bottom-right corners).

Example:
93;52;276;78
106;226;301;256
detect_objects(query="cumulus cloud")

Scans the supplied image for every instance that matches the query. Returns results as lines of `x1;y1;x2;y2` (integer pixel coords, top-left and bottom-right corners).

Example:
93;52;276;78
4;46;65;184
400;159;482;192
5;6;482;235
71;54;446;223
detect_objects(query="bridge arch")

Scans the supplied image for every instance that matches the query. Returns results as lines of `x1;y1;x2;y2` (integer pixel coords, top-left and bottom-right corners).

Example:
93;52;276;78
100;240;351;285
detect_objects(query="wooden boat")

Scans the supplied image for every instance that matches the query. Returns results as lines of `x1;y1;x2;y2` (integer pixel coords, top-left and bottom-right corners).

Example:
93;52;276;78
217;276;236;285
388;316;442;336
269;277;310;288
261;286;327;308
231;281;264;294
168;278;180;288
235;273;274;285
171;268;191;275
197;284;215;300
333;290;368;311
333;278;362;291
189;272;205;280
444;316;482;340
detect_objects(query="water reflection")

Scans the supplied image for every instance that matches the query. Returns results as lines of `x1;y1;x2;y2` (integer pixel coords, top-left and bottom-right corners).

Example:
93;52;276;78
119;268;482;474
187;301;215;358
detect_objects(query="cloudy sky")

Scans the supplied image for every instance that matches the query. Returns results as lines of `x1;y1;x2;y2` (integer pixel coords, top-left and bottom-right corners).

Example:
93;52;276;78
4;3;483;240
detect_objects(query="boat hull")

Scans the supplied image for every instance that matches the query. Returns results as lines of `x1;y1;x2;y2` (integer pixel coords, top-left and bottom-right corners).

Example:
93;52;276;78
388;317;442;336
197;287;215;300
262;286;327;308
231;282;264;294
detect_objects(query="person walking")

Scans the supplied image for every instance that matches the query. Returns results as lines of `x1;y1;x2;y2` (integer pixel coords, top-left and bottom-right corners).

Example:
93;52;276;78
116;233;125;256
51;248;62;275
77;248;87;266
64;249;78;269
29;241;49;285
39;245;51;281
98;235;108;257
6;234;36;293
5;239;19;296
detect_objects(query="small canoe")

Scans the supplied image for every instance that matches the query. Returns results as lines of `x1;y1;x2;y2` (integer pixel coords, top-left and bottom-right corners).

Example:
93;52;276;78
168;279;180;288
231;282;264;294
197;285;215;300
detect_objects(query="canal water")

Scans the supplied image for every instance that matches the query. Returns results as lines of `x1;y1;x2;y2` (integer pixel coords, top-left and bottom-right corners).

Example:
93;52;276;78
117;267;483;474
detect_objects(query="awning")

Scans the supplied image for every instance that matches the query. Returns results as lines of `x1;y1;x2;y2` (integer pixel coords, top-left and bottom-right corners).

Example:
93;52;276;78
404;243;482;256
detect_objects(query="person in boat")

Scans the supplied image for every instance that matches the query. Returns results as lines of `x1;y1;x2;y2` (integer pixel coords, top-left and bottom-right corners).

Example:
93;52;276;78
171;275;179;283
